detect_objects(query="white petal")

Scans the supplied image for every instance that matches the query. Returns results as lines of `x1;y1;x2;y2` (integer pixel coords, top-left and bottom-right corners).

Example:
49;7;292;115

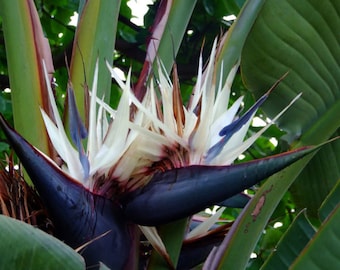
186;207;226;240
87;60;99;164
213;93;302;165
213;63;239;120
90;89;131;173
139;226;170;263
41;62;84;182
208;96;244;148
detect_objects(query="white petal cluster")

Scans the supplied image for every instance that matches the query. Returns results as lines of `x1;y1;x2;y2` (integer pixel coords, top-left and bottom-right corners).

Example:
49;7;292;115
41;40;299;192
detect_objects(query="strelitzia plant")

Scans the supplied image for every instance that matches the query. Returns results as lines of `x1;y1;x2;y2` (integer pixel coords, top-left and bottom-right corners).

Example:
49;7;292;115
1;0;340;269
0;37;326;268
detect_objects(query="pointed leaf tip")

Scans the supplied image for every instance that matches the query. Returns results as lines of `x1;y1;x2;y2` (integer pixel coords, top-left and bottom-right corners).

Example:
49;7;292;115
123;144;322;226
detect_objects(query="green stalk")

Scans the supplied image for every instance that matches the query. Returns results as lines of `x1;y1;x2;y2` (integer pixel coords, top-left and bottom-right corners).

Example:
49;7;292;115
134;0;197;100
148;219;188;270
155;0;197;73
0;0;53;156
215;0;265;81
70;0;121;121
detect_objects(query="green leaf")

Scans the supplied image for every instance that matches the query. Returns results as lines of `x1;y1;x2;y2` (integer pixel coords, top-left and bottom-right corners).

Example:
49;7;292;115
0;0;53;155
151;0;197;74
0;215;85;269
319;177;340;222
261;210;316;270
240;0;340;245
204;155;314;270
290;202;340;270
241;0;340;141
240;0;340;225
291;135;340;220
215;0;266;82
70;0;121;120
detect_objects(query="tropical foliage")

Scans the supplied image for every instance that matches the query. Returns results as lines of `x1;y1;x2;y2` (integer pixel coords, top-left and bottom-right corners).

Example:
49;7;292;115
0;0;339;269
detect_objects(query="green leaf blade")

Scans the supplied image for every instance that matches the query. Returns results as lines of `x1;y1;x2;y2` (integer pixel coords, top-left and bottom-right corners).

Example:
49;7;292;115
70;0;121;119
291;136;340;220
0;0;53;155
240;0;340;237
0;215;85;270
319;178;340;222
216;0;266;81
241;0;340;138
261;210;315;270
202;155;314;270
291;202;340;270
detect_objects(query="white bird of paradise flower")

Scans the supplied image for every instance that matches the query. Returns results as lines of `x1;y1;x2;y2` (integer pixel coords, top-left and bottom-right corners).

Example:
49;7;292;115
41;39;300;199
0;37;310;268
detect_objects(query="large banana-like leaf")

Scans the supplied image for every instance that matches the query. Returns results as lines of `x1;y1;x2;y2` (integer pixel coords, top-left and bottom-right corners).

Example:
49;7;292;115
241;0;340;218
319;177;340;222
263;178;340;269
0;215;85;269
291;134;340;219
241;0;340;140
290;189;340;270
204;1;340;268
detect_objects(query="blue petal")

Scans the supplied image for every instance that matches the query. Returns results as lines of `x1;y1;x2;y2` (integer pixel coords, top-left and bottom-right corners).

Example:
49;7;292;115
67;87;88;141
205;91;270;163
67;86;90;178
